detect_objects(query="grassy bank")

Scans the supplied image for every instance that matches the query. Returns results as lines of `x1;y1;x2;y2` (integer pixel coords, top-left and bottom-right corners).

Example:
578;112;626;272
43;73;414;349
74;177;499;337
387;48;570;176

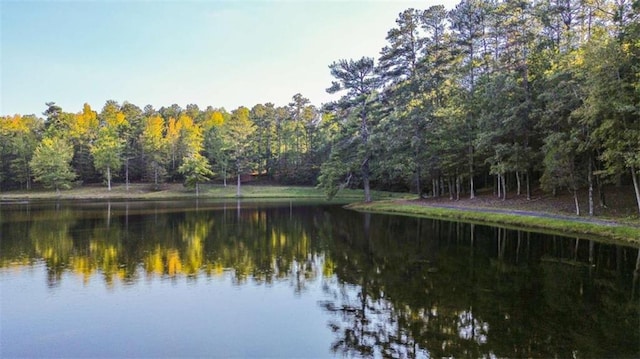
348;200;640;245
0;183;408;202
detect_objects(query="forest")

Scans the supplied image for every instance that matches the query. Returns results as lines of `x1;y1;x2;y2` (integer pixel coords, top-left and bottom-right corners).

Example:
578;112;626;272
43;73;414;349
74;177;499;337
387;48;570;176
0;0;639;215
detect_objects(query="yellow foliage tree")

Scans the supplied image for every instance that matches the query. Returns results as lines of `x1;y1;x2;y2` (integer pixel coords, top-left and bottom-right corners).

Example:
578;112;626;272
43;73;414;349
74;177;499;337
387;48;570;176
70;103;99;140
141;115;168;186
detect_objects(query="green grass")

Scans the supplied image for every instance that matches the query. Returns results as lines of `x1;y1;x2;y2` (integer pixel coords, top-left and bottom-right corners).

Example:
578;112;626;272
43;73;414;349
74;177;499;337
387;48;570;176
348;200;640;245
200;185;411;200
0;183;410;202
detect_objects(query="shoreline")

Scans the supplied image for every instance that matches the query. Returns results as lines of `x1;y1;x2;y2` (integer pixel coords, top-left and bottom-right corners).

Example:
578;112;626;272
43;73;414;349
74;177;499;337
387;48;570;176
0;183;407;202
2;184;639;245
347;199;640;245
0;183;342;201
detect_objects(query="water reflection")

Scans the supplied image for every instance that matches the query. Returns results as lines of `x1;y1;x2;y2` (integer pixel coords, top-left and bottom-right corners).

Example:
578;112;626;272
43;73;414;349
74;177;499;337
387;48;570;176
319;212;640;358
1;200;638;357
1;200;326;289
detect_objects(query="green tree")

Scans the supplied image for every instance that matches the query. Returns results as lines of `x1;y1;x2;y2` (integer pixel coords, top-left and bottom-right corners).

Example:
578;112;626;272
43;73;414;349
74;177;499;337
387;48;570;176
30;136;76;193
224;106;255;196
273;105;293;180
203;109;230;186
317;109;361;199
478;0;538;200
417;5;453;197
92;101;130;190
176;109;211;196
42;102;65;137
140;114;168;188
586;28;640;215
69;103;100;182
431;82;470;199
449;0;491;199
324;57;379;202
250;103;276;178
178;153;214;197
119;101;145;189
377;8;430;194
285;94;321;184
0;114;43;190
91;127;124;191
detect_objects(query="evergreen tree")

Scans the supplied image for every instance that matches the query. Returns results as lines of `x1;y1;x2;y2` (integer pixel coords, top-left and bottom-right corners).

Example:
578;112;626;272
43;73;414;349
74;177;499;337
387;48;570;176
324;57;379;202
224;106;255;196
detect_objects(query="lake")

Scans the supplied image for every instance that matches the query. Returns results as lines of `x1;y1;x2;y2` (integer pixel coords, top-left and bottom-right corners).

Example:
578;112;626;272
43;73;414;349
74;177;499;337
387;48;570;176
1;199;638;358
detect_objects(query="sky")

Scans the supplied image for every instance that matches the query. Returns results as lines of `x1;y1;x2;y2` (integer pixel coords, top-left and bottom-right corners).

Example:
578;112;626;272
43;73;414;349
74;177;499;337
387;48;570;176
1;0;458;116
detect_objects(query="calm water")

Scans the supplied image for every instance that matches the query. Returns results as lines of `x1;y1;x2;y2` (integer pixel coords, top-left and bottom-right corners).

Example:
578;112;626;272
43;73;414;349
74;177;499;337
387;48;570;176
1;199;639;358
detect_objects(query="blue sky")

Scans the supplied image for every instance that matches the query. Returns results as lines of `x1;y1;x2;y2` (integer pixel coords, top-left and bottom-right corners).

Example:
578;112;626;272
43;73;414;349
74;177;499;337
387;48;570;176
1;0;457;116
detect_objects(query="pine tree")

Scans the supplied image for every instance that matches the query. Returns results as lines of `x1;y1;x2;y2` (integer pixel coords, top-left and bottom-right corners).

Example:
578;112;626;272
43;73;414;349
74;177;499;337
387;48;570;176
324;57;379;202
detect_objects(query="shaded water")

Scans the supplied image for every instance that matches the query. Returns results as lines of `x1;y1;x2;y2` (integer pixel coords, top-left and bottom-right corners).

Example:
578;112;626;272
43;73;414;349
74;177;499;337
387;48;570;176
1;199;638;358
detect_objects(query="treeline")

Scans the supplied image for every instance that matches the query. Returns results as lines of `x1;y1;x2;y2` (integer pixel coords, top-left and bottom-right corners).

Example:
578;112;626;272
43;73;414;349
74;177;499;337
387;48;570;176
1;0;639;215
319;0;639;215
0;95;329;195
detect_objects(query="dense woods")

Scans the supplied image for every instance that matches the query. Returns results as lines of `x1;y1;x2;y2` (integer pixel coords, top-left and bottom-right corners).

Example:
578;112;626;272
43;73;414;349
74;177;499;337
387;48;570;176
1;0;638;215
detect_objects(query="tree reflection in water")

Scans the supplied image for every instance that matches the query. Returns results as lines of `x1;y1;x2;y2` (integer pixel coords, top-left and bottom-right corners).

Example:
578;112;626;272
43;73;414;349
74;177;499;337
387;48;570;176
0;199;638;357
317;209;640;358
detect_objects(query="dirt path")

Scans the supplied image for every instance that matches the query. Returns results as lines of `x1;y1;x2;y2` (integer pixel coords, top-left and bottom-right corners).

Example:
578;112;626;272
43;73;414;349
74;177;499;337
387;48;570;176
398;187;640;229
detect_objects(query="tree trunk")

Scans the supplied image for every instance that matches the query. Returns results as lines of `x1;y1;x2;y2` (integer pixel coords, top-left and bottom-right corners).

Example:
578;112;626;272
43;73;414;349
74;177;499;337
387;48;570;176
196;182;199;197
516;171;521;196
501;174;507;201
597;175;606;208
171;148;176;173
415;161;421;196
588;158;594;216
469;143;476;199
107;166;111;191
469;171;475;199
631;165;640;216
433;178;438;198
456;175;461;201
448;177;454;200
360;97;371;203
573;188;580;216
154;162;158;187
526;169;531;201
125;159;129;191
223;166;227;187
26;165;31;190
236;173;241;197
497;175;501;198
